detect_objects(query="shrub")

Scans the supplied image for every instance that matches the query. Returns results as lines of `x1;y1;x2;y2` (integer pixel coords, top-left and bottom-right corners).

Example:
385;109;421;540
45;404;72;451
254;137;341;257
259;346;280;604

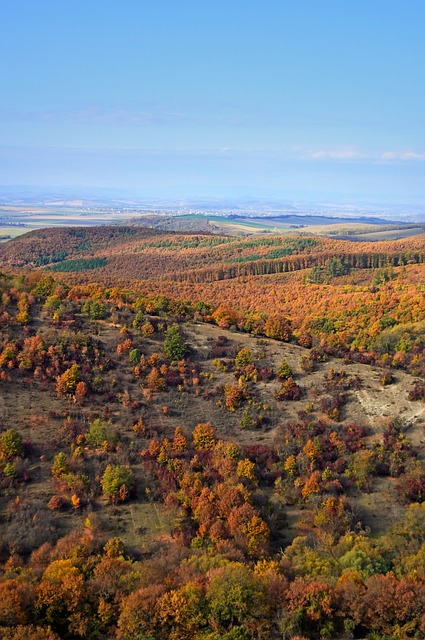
235;348;254;368
48;496;66;511
275;378;301;401
86;418;116;448
408;381;425;401
380;371;393;387
51;452;69;478
140;321;155;337
0;429;24;460
277;358;293;380
193;422;216;450
101;464;135;502
397;474;425;503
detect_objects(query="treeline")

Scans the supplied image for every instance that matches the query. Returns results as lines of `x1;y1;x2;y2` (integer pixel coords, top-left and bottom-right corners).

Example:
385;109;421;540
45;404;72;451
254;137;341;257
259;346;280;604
168;249;425;283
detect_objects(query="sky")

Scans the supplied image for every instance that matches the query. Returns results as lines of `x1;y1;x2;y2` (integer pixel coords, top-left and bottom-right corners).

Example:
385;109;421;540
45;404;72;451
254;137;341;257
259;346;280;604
1;0;424;203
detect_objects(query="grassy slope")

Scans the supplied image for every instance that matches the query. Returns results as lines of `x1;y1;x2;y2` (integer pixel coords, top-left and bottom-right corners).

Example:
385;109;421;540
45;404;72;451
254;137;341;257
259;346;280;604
1;303;423;556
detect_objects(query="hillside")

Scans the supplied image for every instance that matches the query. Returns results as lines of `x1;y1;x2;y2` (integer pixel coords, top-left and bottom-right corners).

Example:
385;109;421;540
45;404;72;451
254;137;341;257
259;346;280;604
1;226;424;376
2;225;425;277
0;230;424;639
0;268;424;639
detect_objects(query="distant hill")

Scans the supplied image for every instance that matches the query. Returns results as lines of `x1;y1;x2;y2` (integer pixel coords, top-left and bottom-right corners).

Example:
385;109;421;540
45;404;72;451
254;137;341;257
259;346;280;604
1;225;424;282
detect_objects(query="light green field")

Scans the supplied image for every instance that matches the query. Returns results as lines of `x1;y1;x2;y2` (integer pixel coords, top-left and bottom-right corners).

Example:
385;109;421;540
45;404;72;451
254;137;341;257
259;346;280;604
0;226;29;239
1;208;424;242
347;227;425;241
0;208;134;239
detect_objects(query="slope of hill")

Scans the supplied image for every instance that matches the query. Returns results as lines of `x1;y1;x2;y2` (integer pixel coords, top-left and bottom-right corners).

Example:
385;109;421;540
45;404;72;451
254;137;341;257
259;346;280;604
0;230;424;639
2;225;425;275
1;226;424;376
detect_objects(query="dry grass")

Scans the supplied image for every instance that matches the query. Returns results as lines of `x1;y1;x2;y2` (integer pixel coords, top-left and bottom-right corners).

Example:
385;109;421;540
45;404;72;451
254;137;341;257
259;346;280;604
1;315;423;546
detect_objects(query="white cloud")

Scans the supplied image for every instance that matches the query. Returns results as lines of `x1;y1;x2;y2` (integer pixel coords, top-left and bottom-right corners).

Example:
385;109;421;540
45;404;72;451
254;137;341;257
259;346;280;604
311;148;363;160
290;146;425;163
399;151;425;161
291;146;366;161
381;150;425;162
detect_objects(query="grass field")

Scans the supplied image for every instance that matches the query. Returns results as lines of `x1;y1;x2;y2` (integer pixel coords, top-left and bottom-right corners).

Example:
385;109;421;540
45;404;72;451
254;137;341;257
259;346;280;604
1;207;424;241
0;208;135;238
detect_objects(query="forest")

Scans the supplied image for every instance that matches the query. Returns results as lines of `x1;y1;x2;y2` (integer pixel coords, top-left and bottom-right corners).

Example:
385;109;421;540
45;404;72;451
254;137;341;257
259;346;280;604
0;226;424;639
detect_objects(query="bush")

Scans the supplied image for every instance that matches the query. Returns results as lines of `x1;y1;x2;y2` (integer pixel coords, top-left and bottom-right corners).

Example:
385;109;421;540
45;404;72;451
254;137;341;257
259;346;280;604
51;452;69;478
397;474;425;503
101;464;135;503
277;358;293;380
380;371;394;387
0;429;23;460
235;348;254;367
275;378;301;401
408;381;425;401
48;495;66;511
193;422;216;450
86;418;116;448
300;355;317;373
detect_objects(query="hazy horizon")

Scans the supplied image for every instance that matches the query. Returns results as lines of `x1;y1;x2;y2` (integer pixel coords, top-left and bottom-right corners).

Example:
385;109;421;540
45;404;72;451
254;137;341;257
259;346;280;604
1;183;425;212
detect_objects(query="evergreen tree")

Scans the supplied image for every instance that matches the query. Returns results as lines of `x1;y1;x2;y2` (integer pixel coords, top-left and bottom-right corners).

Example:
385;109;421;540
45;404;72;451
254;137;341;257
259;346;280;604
163;323;187;361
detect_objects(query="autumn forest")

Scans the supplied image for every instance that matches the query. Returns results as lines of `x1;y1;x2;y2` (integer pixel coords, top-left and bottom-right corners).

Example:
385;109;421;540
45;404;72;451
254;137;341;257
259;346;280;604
0;225;424;640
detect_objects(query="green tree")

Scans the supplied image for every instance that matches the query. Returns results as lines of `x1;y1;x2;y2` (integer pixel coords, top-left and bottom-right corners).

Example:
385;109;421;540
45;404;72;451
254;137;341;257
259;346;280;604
86;419;116;448
51;452;69;478
339;548;388;578
0;429;24;460
325;256;350;278
101;464;135;503
82;300;106;320
240;408;254;430
277;358;293;380
164;324;187;361
129;348;141;364
206;563;266;630
235;348;254;368
344;449;375;490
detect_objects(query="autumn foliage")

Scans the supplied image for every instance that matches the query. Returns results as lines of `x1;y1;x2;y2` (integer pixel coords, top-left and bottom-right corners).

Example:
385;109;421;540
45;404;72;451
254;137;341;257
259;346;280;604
0;229;424;639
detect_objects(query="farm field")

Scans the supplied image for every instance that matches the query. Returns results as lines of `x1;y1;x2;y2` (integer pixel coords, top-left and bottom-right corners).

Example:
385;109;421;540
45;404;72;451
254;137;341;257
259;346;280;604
0;208;137;238
2;205;425;241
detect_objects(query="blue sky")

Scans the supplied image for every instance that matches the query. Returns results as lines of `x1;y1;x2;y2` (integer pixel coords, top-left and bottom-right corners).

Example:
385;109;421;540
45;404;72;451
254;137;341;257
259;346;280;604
1;1;424;202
